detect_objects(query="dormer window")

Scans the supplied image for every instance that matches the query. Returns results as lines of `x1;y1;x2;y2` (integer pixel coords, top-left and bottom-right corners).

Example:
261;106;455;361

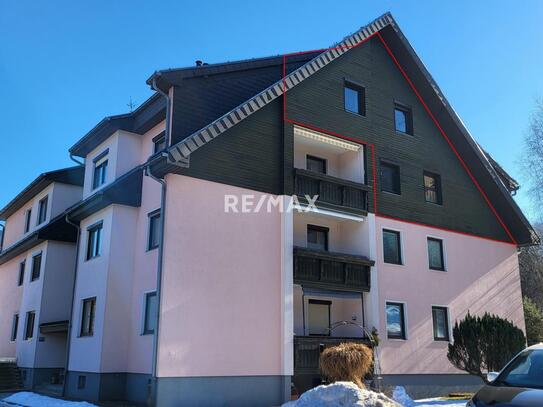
92;150;108;190
153;132;166;154
24;209;32;233
37;196;48;225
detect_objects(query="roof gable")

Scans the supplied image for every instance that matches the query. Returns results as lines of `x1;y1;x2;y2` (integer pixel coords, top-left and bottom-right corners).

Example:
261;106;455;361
160;12;536;246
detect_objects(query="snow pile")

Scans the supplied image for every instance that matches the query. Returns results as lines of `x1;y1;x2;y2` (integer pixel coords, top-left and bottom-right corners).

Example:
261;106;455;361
283;381;401;407
1;392;97;407
392;386;415;407
413;399;468;407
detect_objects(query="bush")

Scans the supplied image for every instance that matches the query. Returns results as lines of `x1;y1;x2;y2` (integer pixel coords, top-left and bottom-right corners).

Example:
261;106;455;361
319;342;373;389
524;297;543;345
447;312;526;382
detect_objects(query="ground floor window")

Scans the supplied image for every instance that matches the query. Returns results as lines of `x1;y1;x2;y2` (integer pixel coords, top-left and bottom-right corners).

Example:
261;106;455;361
11;314;18;341
143;292;157;335
80;297;96;337
432;306;450;341
308;299;331;336
386;302;406;339
24;311;35;340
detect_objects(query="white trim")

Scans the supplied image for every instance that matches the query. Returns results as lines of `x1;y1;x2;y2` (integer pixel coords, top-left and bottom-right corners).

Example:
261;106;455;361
381;226;405;266
281;197;294;375
430;304;452;343
384;300;408;341
294;125;360;152
425;234;447;272
295;204;365;222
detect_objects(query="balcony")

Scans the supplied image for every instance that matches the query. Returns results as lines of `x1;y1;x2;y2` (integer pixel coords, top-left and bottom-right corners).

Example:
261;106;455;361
294;246;373;292
294;168;371;215
294;335;372;375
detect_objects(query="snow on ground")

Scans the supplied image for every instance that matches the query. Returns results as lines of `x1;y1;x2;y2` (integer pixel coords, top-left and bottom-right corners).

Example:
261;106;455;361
0;392;96;407
393;386;467;407
413;399;467;407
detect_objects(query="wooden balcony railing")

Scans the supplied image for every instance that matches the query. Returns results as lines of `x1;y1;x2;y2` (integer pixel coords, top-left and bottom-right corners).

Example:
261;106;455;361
294;336;372;374
294;246;373;292
294;168;371;214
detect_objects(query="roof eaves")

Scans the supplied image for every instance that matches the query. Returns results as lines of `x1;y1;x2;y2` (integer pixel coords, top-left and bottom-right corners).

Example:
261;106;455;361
0;166;84;221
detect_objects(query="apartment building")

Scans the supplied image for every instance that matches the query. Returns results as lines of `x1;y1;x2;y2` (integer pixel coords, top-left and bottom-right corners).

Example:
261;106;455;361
0;167;83;390
0;12;537;406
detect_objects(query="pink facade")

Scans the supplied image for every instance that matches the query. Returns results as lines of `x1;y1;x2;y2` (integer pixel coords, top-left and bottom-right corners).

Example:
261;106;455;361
159;175;292;378
375;216;524;375
0;254;24;358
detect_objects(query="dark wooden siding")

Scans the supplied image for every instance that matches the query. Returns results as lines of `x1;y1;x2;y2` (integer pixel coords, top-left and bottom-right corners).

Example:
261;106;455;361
172;98;285;195
285;36;510;242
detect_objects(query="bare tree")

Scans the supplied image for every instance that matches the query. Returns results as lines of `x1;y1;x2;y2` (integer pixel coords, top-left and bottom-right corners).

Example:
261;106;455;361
521;99;543;221
519;227;543;309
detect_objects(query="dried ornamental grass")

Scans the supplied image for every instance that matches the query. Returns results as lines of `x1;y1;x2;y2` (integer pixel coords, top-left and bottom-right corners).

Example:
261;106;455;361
319;342;373;389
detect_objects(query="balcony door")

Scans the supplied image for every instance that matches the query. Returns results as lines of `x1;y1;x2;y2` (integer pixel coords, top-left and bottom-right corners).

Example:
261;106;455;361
307;299;331;336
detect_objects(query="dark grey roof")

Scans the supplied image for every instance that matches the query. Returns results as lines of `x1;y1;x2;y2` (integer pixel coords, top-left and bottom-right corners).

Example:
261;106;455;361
69;92;165;158
0;166;84;221
66;166;143;222
0;212;78;265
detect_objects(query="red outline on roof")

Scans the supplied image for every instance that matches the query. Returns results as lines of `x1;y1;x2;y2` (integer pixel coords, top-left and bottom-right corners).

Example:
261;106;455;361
281;30;516;246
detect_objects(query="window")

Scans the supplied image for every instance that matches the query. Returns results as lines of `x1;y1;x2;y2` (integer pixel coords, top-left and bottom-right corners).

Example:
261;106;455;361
383;229;402;265
11;314;18;341
308;300;331;336
77;375;86;389
18;261;25;286
427;238;445;271
307;225;329;251
153;133;166;153
24;209;31;233
143;292;157;335
86;222;103;260
92;150;108;190
432;306;450;341
80;297;96;337
394;103;413;135
37;196;48;225
306;155;327;174
30;253;42;281
344;82;366;116
24;311;35;340
147;211;161;251
380;161;401;195
386;302;406;339
424;171;442;204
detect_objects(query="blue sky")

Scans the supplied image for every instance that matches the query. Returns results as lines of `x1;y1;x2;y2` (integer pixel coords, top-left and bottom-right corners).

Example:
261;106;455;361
1;0;542;219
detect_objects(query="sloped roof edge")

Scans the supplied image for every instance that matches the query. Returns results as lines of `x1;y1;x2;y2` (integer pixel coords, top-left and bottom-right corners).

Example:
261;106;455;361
0;166;85;221
165;12;393;162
